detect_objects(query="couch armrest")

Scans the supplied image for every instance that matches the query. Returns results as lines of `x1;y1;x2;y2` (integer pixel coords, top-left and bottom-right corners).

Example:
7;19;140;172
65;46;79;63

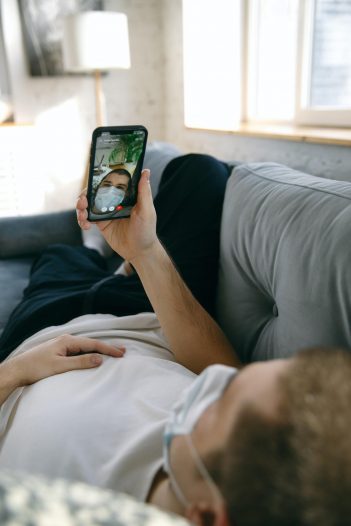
217;162;351;362
0;210;82;259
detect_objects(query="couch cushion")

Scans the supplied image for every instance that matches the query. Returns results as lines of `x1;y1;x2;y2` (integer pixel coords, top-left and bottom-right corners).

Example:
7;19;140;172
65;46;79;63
216;162;351;362
143;142;181;198
0;210;82;259
0;258;33;336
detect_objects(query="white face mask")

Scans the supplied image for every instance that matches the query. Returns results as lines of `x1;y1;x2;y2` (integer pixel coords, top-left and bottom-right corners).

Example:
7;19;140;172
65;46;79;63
94;186;125;213
163;364;238;508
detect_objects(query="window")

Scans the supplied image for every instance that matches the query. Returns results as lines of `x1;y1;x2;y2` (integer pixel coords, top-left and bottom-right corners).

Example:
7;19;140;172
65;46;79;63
182;0;243;130
310;0;351;107
297;0;351;125
183;0;351;129
247;0;299;122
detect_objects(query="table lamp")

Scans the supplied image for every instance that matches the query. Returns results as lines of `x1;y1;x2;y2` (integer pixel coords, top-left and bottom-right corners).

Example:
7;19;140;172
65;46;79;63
62;11;131;126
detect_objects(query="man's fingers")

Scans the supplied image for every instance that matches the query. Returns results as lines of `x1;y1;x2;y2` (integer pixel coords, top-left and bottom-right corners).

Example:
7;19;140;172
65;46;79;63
59;335;125;357
76;207;88;223
76;193;92;230
61;353;105;371
76;192;88;211
77;213;91;231
85;338;126;357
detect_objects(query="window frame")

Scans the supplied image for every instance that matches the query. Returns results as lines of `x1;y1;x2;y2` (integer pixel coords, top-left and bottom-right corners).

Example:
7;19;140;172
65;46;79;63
182;0;351;131
295;0;351;127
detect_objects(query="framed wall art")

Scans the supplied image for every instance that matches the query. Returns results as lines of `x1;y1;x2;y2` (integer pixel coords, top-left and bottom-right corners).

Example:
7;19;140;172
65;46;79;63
18;0;103;76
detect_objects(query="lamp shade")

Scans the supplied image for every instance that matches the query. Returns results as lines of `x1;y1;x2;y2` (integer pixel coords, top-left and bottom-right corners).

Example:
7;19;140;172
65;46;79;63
62;11;131;72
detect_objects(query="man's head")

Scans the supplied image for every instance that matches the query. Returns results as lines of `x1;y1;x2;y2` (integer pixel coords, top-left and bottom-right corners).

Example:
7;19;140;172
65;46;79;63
93;168;131;214
99;169;131;192
168;348;351;526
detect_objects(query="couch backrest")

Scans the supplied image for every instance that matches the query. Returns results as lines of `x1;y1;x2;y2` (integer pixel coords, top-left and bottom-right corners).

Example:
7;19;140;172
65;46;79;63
216;162;351;363
143;142;182;197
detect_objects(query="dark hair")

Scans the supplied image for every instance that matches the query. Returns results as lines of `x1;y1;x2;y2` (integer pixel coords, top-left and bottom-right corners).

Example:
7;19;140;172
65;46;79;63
207;348;351;526
106;168;132;181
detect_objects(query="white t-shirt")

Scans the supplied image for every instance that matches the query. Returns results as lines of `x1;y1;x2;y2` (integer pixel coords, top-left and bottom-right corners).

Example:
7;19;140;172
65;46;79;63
0;313;195;502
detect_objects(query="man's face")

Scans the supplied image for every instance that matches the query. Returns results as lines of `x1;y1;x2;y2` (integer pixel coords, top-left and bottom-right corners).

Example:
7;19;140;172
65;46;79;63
100;172;129;192
168;359;290;506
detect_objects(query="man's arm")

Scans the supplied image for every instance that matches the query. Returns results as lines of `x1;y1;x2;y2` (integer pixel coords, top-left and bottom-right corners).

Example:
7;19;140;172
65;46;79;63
0;335;125;406
131;241;240;373
77;170;241;374
0;360;20;406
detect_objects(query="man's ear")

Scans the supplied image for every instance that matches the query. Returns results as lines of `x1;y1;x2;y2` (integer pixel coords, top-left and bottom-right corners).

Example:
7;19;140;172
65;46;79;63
186;501;230;526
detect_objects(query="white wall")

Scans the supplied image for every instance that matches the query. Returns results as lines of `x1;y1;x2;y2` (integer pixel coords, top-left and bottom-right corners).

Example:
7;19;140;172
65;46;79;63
2;0;165;212
162;0;351;182
2;0;350;217
104;0;165;134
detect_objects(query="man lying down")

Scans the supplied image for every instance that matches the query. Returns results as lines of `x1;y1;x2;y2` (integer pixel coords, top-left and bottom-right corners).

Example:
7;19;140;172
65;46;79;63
0;155;349;526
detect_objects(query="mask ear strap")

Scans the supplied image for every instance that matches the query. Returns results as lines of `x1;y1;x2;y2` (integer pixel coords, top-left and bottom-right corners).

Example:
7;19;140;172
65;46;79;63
185;434;224;506
163;432;190;509
168;468;189;510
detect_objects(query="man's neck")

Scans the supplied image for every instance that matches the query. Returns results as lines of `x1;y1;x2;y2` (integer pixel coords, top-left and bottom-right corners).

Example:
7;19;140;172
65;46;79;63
147;469;184;516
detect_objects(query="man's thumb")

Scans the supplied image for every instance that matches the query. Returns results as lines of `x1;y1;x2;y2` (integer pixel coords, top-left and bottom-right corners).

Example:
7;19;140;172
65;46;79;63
137;169;153;209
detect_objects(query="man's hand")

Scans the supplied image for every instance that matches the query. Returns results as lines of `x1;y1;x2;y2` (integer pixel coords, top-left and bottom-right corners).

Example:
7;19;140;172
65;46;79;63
6;334;125;387
76;169;158;263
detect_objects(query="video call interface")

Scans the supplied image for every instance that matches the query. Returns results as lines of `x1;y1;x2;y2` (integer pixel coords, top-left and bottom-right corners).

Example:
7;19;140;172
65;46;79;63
89;129;146;219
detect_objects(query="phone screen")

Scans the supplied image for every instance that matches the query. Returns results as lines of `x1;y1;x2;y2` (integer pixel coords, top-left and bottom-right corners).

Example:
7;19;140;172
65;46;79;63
88;126;148;221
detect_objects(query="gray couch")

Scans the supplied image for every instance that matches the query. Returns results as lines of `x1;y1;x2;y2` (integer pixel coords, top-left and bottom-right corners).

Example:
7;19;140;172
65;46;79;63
1;143;351;362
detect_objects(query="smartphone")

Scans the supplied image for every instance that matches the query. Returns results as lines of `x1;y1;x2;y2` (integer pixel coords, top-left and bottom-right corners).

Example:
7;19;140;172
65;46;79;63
87;125;148;221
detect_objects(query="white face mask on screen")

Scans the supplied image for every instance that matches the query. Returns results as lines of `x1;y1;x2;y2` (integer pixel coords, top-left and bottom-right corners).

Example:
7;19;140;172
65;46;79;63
163;364;237;508
94;186;125;212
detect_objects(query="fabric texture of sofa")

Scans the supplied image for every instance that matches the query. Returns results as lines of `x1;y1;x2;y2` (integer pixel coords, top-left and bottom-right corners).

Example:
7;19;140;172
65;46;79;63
216;162;351;362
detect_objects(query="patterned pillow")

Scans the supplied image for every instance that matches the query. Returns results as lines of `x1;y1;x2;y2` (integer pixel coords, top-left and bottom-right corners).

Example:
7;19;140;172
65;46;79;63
0;470;191;526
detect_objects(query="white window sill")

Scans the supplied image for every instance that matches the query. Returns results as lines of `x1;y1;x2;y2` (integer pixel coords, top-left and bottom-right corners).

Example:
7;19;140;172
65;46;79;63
186;123;351;147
